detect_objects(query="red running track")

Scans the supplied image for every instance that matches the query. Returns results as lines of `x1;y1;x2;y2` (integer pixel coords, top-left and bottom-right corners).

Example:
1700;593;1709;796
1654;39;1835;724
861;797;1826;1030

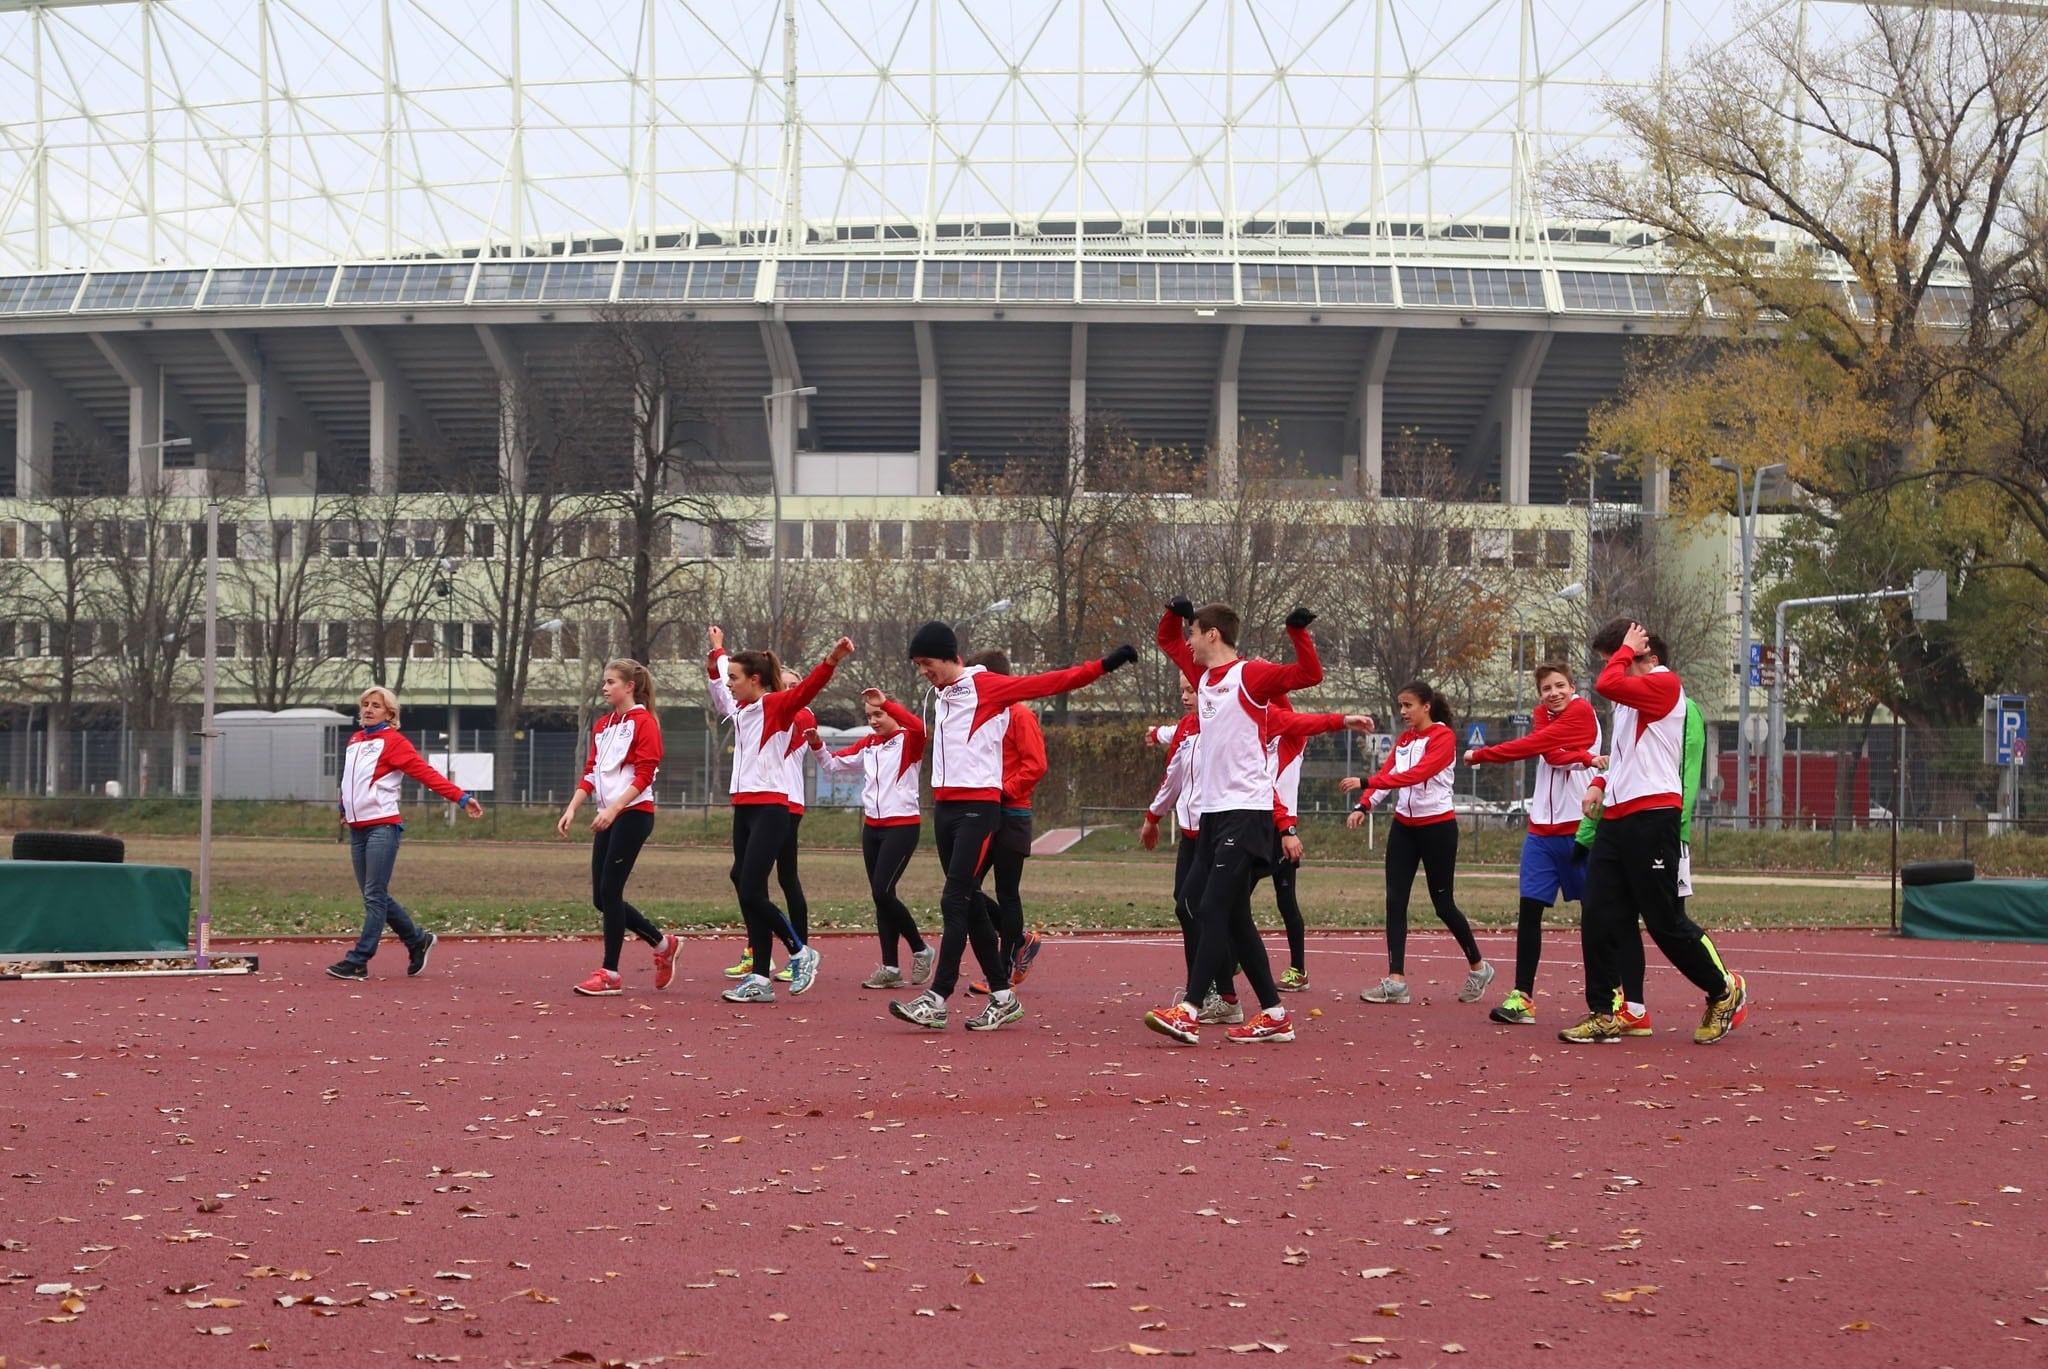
2;929;2044;1367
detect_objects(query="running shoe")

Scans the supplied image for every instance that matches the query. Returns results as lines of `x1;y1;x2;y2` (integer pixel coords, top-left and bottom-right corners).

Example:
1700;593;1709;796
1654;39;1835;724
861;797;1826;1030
862;965;906;990
1011;930;1044;984
965;990;1024;1032
1615;1004;1654;1037
1143;1002;1201;1046
722;974;774;1004
966;980;993;996
326;960;368;981
1694;973;1749;1045
1458;961;1497;1003
774;964;793;983
1489;989;1535;1025
1277;966;1310;993
909;946;936;986
573;968;622;997
722;949;754;979
1197;990;1244;1025
1359;977;1411;1004
407;932;436;977
1226;1009;1295;1044
1558;1011;1623;1044
889;990;948;1030
787;945;821;996
651;932;681;991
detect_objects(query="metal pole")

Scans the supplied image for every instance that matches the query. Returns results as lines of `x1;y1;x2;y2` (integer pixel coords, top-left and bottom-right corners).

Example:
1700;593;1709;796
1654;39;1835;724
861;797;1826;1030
1734;474;1755;829
761;393;784;656
1769;587;1913;826
196;502;219;969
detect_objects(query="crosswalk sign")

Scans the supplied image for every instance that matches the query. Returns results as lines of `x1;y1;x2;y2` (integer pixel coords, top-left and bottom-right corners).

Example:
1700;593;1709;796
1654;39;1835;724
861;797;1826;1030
1467;724;1488;749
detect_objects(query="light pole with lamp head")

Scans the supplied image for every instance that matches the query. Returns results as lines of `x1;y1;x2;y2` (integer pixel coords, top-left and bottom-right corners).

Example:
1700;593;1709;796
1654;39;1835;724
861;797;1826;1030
1583;452;1623;642
1708;458;1789;828
760;385;818;658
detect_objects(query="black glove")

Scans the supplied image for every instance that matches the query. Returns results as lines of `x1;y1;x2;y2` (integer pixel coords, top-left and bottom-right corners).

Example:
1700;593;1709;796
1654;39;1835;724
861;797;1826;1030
1166;597;1195;621
1285;606;1317;631
1570;842;1591;868
1100;644;1139;673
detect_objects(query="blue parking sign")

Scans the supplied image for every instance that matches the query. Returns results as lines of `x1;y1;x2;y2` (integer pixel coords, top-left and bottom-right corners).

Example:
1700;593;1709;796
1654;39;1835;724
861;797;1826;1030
1995;696;2027;766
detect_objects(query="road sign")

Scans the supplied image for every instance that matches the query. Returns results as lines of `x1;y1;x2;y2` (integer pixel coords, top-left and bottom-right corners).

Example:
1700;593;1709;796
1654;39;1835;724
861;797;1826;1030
1508;712;1533;728
1988;694;2027;766
1747;644;1777;666
1748;666;1777;688
1467;724;1488;749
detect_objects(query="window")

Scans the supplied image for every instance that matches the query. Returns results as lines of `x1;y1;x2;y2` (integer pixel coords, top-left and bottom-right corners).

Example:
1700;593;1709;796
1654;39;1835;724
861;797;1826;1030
471;623;494;657
1476;529;1508;567
470;523;495;558
778;521;805;559
1316;264;1395;305
943;522;971;560
1348;633;1372;669
1511;632;1538;671
975;522;1004;560
587;521;613;558
878;521;904;558
272;521;295;562
1512;529;1540;569
911;522;940;560
1001;261;1074;300
1444;529;1473;567
441;621;462;654
411;520;437;558
1544;530;1573;569
327;523;355;558
1007;522;1039;560
1544;635;1574;667
297;622;319;657
0;621;13;655
559;623;581;660
811;521;839;559
928;261;999;299
1245;264;1313;303
0;523;14;558
325;623;349;657
441;519;466;556
1082;262;1156;301
1349;525;1377;560
842;520;870;558
380;625;408;659
0;274;85;313
619;261;692;300
244;621;266;659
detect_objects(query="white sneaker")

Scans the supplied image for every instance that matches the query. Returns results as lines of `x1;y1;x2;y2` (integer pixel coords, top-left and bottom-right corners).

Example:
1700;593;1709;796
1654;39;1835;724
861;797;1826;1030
1458;961;1497;1004
909;946;937;986
964;990;1023;1032
888;989;947;1030
788;945;821;996
1359;977;1411;1004
1197;990;1245;1025
862;965;906;989
722;974;774;1003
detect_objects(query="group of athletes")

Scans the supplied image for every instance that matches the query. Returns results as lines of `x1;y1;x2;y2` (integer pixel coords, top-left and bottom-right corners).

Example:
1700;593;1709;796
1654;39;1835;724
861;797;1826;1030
327;596;1748;1048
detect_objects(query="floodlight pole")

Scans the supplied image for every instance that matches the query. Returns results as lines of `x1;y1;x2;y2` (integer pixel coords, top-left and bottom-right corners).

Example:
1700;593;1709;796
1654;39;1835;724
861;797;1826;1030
196;501;220;968
1767;587;1910;829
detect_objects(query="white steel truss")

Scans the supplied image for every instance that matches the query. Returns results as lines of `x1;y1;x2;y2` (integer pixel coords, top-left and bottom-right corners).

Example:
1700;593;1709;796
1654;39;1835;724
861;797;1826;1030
0;0;2039;272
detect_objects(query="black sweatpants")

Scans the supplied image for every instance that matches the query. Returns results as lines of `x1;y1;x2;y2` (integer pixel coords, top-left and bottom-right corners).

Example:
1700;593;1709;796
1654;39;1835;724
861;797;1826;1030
930;800;1005;998
731;804;801;978
983;809;1033;972
863;822;925;968
1384;819;1482;975
1270;856;1305;973
778;811;810;942
592;808;661;972
1181;809;1280;1013
1580;808;1726;1013
1171;830;1234;999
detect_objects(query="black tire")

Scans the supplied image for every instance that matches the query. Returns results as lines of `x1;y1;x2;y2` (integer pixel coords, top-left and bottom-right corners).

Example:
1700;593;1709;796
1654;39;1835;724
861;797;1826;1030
10;831;126;864
1901;859;1975;887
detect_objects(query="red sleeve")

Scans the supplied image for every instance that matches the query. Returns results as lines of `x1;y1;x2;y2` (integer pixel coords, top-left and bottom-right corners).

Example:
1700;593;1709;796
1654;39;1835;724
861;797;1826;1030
1470;696;1597;765
384;732;467;804
626;711;663;794
1157;609;1200;686
883;700;928;766
705;649;723;679
970;659;1107;724
829;737;879;759
762;654;841;735
1368;727;1455;790
1270;710;1347;741
1002;705;1049;805
1238;625;1323;702
1597;650;1682;719
577;718;600;795
1359;746;1401;793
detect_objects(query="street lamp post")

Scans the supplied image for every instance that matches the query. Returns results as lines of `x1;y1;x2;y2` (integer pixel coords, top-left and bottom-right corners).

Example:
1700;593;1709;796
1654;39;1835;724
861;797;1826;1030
1464;578;1584;808
1583;452;1622;648
1709;458;1787;828
760;385;819;657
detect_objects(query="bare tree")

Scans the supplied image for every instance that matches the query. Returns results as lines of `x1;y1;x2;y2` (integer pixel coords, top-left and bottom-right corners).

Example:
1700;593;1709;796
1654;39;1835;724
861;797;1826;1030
91;490;205;734
321;494;446;694
12;493;105;790
220;493;345;710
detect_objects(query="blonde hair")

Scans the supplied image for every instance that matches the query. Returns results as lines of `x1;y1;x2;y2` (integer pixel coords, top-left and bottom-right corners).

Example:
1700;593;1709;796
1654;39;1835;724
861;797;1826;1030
358;685;401;724
604;658;656;709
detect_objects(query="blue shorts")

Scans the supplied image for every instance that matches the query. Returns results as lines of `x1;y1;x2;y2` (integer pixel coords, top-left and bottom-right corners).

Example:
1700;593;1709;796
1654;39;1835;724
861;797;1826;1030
1519;832;1586;905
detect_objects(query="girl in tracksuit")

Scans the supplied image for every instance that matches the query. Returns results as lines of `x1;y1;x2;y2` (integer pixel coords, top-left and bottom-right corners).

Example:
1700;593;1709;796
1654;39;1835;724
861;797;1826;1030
329;684;482;981
808;688;933;989
1266;697;1376;991
707;628;853;1003
1343;680;1494;1007
557;659;679;998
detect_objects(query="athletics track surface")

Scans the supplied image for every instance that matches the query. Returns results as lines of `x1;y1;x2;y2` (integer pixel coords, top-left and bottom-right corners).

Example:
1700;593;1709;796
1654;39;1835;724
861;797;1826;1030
2;929;2043;1367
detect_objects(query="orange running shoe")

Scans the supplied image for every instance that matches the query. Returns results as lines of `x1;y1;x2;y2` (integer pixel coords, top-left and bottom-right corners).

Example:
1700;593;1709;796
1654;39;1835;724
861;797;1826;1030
1144;1002;1200;1046
651;933;682;991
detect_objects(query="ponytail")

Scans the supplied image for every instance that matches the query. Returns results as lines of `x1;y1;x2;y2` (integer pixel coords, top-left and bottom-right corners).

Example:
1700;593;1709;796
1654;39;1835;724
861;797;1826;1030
605;658;656;709
1398;679;1454;729
730;649;785;690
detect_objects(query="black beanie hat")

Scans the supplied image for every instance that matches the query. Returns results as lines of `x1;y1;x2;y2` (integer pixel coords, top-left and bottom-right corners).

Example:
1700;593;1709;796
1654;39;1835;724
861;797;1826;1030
907;620;959;661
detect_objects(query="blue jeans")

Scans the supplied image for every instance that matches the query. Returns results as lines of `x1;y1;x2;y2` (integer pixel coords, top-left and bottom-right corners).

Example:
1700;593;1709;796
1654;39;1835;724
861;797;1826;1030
346;823;425;964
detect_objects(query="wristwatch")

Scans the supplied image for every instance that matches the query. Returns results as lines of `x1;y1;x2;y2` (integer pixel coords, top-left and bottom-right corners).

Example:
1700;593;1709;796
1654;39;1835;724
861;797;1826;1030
1280;825;1298;838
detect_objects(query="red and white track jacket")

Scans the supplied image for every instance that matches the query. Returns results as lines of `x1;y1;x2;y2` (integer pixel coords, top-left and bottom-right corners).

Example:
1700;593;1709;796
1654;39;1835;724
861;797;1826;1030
1361;723;1458;825
1590;649;1685;819
814;700;925;827
783;706;816;814
1269;701;1349;825
708;649;840;805
929;661;1107;802
1156;609;1322;816
1468;694;1601;835
1000;704;1049;811
576;705;663;814
1146;712;1201;837
340;725;469;827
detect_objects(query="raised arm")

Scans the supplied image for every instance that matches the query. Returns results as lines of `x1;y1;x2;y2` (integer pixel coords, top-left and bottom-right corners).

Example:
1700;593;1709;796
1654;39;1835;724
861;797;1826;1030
1156;603;1200;685
705;649;739;720
1595;646;1682;719
1467;696;1597;766
1240;611;1324;702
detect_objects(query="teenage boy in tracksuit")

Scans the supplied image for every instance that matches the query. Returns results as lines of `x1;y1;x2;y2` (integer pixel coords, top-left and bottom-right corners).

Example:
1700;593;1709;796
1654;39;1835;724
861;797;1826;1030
1462;662;1601;1025
1559;619;1749;1046
889;620;1138;1033
1144;599;1322;1046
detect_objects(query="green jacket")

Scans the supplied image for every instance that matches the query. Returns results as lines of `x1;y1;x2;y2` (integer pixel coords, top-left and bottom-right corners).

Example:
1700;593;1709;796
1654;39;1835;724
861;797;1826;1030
1575;697;1706;848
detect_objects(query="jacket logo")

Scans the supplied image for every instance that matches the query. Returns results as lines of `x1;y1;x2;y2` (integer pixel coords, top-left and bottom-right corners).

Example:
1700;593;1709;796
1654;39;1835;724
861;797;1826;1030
1650;859;1666;870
